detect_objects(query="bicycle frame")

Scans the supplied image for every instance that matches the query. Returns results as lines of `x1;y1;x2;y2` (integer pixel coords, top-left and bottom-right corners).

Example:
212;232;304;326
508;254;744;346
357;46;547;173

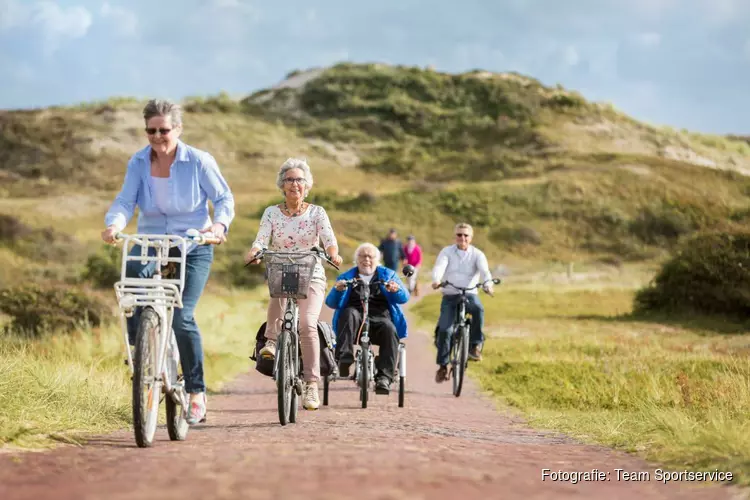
113;234;189;408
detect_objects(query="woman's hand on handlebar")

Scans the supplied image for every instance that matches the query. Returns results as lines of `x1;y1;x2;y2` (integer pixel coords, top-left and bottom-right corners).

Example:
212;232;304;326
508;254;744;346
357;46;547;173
201;223;227;244
326;246;343;267
101;225;119;245
431;281;443;290
244;247;263;265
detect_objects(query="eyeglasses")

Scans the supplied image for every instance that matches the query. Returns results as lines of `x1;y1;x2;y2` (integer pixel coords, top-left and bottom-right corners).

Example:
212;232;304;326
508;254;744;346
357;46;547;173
456;233;470;238
145;128;172;135
358;254;376;260
283;177;306;185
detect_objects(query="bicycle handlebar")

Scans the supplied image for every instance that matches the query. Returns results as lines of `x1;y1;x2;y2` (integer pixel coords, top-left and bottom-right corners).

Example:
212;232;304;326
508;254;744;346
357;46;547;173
113;229;222;248
438;278;501;293
246;246;340;271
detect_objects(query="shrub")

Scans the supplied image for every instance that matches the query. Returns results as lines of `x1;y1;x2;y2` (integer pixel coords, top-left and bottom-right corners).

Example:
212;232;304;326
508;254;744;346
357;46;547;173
81;245;121;288
0;213;32;242
633;229;750;317
0;284;112;336
491;225;542;246
629;204;697;245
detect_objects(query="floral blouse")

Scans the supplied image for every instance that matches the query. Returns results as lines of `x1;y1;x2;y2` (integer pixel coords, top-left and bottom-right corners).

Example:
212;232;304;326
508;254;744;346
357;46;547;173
252;204;338;281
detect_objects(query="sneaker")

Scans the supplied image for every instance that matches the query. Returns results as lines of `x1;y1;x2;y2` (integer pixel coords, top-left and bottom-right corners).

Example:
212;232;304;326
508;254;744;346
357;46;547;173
375;376;390;395
303;382;320;410
259;339;277;360
468;344;483;362
186;392;207;425
435;365;449;383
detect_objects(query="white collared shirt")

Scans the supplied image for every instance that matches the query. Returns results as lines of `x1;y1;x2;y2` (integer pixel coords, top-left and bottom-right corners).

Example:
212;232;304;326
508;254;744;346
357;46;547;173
431;244;492;295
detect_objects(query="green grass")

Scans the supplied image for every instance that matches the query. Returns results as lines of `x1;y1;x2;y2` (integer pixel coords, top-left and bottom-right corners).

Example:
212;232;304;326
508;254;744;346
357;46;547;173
411;275;750;484
0;286;265;448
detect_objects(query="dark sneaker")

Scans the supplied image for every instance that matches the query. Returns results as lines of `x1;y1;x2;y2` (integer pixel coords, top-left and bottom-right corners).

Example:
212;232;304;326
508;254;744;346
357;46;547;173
375;376;390;395
468;344;483;362
435;365;449;383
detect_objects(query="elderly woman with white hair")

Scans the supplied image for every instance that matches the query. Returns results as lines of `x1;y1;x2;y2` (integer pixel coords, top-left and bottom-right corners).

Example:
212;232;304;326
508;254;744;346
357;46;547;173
324;242;409;395
244;158;342;410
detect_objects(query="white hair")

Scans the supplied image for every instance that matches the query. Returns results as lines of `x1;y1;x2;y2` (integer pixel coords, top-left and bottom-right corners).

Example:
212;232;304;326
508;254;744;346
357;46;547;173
276;157;313;195
353;242;381;265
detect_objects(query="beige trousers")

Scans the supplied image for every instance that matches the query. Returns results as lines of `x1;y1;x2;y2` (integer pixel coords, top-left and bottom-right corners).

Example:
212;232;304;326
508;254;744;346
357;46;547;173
264;279;326;383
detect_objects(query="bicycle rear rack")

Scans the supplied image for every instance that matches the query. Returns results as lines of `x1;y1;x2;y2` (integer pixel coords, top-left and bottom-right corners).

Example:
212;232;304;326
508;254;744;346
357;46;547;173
114;279;184;312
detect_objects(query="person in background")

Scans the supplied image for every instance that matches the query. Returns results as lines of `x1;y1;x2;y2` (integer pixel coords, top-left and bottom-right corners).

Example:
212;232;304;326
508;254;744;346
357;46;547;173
378;228;405;272
431;223;493;382
403;235;423;297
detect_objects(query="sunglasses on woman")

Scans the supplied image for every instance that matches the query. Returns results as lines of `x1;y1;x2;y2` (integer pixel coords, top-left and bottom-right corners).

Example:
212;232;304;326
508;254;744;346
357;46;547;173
145;128;172;135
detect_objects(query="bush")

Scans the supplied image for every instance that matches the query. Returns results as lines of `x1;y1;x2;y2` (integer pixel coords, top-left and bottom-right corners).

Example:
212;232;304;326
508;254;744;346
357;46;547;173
629;205;696;245
634;229;750;317
0;284;112;336
0;213;32;242
491;225;542;246
81;245;121;288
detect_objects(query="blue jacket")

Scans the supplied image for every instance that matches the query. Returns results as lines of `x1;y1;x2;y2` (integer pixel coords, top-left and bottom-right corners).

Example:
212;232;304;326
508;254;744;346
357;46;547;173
325;266;410;339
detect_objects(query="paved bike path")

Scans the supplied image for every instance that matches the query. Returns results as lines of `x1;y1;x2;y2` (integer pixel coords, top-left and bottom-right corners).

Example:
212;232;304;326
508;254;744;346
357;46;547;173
0;301;744;500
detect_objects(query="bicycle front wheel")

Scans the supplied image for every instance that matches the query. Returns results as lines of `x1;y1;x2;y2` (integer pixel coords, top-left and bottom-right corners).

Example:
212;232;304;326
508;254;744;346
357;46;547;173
276;329;293;426
133;307;162;447
360;341;369;409
452;327;468;398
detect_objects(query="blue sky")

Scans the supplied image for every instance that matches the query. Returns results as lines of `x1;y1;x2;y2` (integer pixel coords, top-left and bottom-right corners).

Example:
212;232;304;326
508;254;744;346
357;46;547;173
1;0;748;134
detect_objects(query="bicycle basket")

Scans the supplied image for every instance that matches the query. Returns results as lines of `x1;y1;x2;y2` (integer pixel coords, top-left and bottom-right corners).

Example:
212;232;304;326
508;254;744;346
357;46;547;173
265;253;318;299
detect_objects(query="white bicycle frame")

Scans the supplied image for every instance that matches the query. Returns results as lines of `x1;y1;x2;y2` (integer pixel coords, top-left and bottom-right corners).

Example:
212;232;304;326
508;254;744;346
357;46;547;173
113;233;189;410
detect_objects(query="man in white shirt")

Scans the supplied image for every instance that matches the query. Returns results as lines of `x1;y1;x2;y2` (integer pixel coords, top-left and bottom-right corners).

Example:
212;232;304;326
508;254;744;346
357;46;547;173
431;223;494;382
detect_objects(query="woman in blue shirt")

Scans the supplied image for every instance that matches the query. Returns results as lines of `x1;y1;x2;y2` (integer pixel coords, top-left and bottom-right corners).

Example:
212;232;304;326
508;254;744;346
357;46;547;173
101;99;235;425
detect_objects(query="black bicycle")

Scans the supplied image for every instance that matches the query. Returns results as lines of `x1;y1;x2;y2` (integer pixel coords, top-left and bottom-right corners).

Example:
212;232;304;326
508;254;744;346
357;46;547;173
248;246;338;425
326;265;414;409
437;278;500;397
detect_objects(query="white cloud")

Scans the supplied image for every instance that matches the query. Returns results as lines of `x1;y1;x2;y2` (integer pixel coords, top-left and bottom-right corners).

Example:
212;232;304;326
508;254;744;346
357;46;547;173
632;32;661;48
33;2;92;39
100;3;138;38
29;2;92;55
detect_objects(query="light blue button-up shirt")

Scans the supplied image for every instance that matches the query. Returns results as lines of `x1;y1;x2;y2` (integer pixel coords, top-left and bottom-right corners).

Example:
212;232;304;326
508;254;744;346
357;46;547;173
104;140;235;243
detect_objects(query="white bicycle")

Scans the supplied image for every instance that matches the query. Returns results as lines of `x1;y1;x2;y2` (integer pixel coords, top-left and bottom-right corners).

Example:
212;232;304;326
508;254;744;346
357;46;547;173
113;229;221;448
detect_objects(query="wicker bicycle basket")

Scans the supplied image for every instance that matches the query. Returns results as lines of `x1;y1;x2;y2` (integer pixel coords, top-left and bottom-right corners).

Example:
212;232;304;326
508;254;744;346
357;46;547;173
264;253;318;299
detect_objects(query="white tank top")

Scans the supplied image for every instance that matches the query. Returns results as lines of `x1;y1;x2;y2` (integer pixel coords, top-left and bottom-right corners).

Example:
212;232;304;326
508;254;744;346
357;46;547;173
150;176;171;214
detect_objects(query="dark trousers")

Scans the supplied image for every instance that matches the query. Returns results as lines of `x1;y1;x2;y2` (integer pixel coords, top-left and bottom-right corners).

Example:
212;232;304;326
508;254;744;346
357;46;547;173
335;307;399;382
125;244;213;393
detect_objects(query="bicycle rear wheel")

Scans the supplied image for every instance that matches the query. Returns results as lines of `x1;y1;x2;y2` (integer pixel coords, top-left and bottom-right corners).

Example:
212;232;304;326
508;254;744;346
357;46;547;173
276;329;293;426
165;332;188;441
133;307;162;448
452;326;468;398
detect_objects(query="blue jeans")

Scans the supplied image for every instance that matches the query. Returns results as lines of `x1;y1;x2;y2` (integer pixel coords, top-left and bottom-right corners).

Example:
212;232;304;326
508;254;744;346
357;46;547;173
435;293;484;366
125;244;214;393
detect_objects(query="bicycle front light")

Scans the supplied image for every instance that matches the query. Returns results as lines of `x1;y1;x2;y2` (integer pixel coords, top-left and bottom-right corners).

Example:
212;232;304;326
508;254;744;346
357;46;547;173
119;294;137;311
